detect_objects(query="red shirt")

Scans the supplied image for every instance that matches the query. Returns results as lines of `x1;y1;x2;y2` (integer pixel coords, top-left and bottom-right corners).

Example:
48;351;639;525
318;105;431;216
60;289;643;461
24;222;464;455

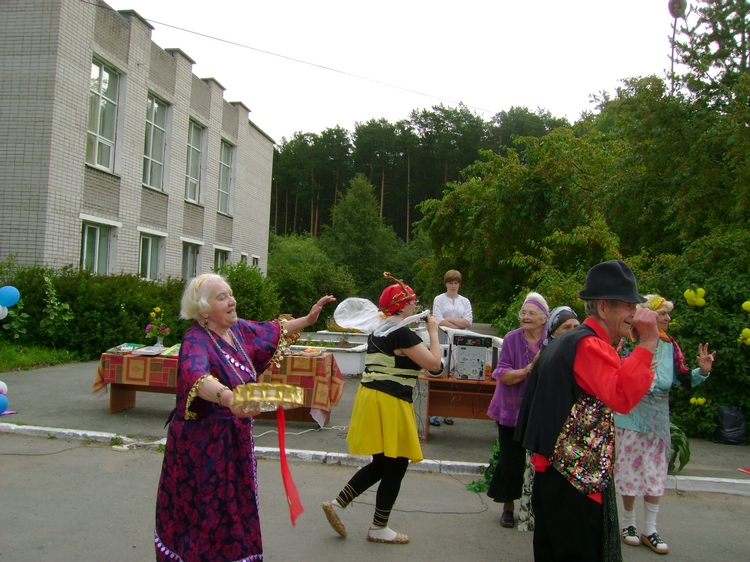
532;316;654;502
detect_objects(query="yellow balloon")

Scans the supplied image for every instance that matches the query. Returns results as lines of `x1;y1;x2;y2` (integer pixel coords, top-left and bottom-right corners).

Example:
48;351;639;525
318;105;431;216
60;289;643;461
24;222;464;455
684;289;696;299
689;397;697;405
687;297;696;306
696;288;706;298
694;297;706;307
745;339;750;346
743;301;750;312
742;328;750;339
697;397;706;406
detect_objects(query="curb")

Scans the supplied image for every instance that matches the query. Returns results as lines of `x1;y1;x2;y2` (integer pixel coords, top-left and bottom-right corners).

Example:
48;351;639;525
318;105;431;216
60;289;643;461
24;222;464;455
3;422;749;496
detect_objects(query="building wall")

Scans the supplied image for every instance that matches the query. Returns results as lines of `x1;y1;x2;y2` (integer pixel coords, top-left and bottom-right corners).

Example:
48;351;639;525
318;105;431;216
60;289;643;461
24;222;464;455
0;0;274;278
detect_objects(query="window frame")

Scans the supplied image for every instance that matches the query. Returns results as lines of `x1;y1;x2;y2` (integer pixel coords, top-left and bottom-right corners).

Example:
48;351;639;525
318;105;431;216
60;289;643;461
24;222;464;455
143;93;169;190
138;229;167;281
86;59;121;172
214;247;230;270
185;120;205;203
218;140;234;215
80;222;112;274
181;240;202;280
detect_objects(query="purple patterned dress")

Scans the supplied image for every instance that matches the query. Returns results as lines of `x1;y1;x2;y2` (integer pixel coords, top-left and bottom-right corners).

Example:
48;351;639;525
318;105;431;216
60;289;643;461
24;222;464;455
154;319;281;562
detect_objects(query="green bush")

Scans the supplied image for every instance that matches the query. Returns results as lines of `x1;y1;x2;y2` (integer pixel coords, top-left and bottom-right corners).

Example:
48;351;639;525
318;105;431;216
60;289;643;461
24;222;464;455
646;229;750;439
216;262;282;322
267;234;357;330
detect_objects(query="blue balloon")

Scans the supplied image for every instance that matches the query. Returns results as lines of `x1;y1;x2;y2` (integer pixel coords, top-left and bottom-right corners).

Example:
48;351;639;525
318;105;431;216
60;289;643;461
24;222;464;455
0;286;20;308
0;394;8;415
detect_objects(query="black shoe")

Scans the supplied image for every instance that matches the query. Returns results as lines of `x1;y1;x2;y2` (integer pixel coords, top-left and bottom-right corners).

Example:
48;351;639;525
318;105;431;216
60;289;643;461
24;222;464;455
444;417;454;425
500;510;515;528
429;416;441;427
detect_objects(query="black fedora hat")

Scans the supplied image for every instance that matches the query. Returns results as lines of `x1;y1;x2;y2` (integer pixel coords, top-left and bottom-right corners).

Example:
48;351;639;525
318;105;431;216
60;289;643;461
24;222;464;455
577;260;647;303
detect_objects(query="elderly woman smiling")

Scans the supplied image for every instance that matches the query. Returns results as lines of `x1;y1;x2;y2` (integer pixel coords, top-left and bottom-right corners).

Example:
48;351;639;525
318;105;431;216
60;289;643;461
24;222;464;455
154;273;335;562
486;292;549;529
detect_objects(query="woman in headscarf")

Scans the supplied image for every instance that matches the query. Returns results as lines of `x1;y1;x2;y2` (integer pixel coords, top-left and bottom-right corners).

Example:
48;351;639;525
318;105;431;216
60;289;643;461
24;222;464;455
321;273;442;544
486;292;549;528
615;294;715;554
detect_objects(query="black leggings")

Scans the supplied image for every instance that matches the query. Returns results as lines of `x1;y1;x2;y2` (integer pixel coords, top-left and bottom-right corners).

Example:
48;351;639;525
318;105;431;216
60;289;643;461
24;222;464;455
335;453;409;527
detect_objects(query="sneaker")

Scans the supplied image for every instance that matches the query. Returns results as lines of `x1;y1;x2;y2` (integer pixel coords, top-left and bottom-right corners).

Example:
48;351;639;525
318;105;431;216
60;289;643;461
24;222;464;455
621;526;640;546
641;532;669;554
429;416;441;426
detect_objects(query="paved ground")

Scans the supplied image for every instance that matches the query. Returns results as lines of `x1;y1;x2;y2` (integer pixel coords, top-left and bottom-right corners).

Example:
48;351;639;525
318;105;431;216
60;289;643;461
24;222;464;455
1;356;749;561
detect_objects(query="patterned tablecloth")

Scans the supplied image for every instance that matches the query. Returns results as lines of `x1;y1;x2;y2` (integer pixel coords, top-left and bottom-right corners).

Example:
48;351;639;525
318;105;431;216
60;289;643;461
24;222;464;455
92;351;345;425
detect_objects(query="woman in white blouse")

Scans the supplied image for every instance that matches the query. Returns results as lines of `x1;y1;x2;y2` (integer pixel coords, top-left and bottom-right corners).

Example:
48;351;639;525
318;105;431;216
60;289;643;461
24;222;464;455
430;269;473;426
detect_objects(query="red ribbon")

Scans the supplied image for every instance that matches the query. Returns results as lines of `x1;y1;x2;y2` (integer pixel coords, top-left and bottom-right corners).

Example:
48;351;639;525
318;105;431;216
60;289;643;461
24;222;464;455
276;406;304;525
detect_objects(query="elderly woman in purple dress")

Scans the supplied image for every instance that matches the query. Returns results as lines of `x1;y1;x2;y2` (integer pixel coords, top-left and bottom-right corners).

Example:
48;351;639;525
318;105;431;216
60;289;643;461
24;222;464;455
486;292;549;528
154;273;334;562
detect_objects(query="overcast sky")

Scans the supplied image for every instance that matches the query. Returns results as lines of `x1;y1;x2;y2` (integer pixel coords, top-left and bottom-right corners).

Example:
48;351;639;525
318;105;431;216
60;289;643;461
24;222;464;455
107;0;680;143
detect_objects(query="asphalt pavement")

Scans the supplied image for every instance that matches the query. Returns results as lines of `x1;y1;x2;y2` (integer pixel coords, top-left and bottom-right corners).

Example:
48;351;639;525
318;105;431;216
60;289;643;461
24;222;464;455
1;355;749;561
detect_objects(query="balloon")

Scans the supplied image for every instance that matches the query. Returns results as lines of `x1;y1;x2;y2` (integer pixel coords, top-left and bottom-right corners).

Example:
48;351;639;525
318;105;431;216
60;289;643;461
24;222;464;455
742;328;750;339
0;286;20;308
696;288;706;298
697;397;706;406
686;296;696;306
0;306;7;320
689;397;697;405
0;394;8;415
694;297;706;307
743;301;750;312
683;289;696;300
0;381;6;395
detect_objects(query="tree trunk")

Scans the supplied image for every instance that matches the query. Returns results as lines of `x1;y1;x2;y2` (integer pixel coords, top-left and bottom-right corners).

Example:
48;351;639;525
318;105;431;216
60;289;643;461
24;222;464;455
406;155;411;245
380;168;385;220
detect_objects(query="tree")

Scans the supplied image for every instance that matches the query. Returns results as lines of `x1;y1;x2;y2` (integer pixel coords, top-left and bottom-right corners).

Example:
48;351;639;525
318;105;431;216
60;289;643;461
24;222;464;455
673;0;750;108
318;174;404;301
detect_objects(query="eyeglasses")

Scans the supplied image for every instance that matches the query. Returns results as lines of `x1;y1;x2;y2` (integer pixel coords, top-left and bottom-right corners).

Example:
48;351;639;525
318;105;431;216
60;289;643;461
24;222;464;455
518;310;540;319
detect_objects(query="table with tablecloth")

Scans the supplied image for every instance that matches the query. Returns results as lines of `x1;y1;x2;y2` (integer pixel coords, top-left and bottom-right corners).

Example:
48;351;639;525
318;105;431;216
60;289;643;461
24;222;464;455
93;351;345;426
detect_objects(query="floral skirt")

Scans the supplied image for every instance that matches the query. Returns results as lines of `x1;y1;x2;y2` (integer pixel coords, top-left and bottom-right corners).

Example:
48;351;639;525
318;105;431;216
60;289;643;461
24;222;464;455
614;426;669;497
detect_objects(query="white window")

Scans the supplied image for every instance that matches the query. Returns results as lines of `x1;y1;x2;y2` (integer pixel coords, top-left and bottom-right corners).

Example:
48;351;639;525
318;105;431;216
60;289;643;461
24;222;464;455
182;243;200;280
139;234;163;280
252;255;260;267
214;249;230;269
80;223;111;274
240;253;248;264
185;121;204;202
143;94;168;189
218;140;234;214
86;61;120;171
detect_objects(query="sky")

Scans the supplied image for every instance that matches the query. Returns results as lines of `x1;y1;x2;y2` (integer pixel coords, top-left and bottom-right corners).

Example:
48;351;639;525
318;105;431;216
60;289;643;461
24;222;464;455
106;0;681;144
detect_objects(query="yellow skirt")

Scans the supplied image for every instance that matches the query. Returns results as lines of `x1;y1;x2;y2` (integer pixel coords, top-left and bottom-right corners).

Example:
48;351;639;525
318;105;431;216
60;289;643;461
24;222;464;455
347;385;423;463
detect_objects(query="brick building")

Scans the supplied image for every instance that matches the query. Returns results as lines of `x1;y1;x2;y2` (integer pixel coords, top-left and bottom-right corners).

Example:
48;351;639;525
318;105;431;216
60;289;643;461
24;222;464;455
0;0;274;280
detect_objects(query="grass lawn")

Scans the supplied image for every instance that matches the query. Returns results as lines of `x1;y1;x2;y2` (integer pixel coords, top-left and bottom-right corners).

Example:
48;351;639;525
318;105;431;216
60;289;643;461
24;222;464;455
0;340;80;373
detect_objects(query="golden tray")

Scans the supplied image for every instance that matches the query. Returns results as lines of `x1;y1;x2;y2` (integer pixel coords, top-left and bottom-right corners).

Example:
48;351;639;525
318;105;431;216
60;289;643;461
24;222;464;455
231;382;305;414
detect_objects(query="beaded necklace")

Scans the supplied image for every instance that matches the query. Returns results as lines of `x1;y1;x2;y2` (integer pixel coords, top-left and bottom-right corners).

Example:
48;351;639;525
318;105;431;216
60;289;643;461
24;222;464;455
203;324;257;384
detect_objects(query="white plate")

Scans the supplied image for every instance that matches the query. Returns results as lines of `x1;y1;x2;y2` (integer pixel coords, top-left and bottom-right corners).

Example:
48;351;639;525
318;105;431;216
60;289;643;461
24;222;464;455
301;349;322;357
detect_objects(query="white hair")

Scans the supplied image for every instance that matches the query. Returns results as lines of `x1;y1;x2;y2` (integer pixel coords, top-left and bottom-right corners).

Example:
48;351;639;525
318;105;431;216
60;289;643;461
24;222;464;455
180;274;225;321
523;291;550;318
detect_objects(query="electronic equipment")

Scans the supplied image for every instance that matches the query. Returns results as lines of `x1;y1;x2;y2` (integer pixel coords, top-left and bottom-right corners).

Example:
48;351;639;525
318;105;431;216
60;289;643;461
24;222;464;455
453;335;492;380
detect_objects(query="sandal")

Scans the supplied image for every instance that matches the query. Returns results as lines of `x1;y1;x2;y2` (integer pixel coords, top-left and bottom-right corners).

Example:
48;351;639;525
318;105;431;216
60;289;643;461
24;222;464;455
321;501;347;538
366;530;410;544
444;417;454;425
641;532;669;554
621;526;640;546
429;416;441;427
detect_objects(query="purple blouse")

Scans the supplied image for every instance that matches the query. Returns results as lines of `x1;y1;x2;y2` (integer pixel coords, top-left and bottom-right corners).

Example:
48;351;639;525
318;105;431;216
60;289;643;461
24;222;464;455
487;326;545;426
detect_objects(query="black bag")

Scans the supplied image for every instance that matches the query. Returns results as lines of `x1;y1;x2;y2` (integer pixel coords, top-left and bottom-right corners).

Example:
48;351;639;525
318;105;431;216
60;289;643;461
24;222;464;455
714;406;748;445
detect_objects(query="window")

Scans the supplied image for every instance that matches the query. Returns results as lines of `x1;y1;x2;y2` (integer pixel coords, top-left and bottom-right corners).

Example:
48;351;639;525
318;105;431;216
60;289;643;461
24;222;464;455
143;94;168;189
185;121;204;202
182;243;199;280
252;255;260;266
139;234;163;280
80;223;111;274
86;61;120;171
218;140;234;214
240;253;248;265
214;249;229;270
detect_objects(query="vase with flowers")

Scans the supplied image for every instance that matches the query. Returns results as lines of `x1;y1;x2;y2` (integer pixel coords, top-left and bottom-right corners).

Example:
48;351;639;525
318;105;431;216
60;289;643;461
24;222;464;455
145;306;171;347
